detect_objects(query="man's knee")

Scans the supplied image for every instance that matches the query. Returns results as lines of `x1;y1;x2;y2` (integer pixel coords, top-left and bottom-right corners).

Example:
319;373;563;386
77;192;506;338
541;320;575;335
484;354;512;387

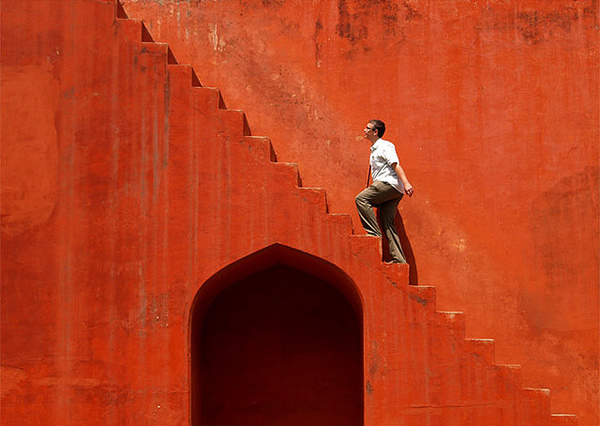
355;192;373;210
355;192;366;205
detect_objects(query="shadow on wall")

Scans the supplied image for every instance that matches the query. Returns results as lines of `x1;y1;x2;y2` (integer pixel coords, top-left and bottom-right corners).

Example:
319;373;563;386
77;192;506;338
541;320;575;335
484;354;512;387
379;213;418;285
395;214;418;285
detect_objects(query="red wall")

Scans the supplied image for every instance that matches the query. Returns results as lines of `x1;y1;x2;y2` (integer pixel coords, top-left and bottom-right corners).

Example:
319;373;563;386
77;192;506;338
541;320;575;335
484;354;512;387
2;2;186;423
1;0;596;424
119;1;599;424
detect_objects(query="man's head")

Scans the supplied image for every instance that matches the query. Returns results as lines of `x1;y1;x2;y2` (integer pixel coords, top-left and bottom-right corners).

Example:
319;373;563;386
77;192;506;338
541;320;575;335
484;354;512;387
364;119;385;142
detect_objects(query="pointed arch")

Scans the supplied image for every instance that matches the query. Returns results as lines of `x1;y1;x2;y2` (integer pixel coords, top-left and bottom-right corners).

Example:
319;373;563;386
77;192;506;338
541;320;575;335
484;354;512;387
190;244;364;425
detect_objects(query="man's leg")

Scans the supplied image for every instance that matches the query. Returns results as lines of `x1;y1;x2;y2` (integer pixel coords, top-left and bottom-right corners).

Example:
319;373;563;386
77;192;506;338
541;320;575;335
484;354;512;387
379;195;406;263
355;181;402;237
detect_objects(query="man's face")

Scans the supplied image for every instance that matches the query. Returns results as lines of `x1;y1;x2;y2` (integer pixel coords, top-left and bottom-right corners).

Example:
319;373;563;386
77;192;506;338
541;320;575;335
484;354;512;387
364;123;377;140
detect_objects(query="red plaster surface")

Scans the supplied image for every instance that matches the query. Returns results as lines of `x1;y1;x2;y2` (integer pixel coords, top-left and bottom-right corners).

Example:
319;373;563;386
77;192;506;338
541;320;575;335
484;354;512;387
118;1;599;424
0;0;596;425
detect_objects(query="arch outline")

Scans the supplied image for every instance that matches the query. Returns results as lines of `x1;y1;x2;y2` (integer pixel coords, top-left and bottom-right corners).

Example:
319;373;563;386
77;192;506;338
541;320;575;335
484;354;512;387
188;243;365;425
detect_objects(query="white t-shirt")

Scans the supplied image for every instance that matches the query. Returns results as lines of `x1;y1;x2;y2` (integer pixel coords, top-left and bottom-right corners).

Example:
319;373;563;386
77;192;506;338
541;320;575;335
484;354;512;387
370;138;404;194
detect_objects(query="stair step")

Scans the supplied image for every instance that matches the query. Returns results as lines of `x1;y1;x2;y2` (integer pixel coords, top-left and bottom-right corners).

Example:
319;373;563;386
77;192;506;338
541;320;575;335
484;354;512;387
495;363;523;391
140;41;169;63
243;136;277;162
270;162;301;187
297;188;328;213
167;64;202;87
522;388;552;422
193;87;224;114
136;41;170;94
523;387;551;396
326;213;353;236
435;311;466;340
349;235;382;265
140;41;178;68
550;414;578;425
381;262;410;285
406;285;436;309
464;338;495;364
218;109;251;137
115;18;143;41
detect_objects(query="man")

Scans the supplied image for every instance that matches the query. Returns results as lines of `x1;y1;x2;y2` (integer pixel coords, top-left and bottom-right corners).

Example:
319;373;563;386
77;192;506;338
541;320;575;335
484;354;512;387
355;119;414;264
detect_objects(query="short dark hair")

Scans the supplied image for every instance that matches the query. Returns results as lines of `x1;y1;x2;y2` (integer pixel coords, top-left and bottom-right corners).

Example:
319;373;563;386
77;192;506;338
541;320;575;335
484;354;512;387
369;119;385;138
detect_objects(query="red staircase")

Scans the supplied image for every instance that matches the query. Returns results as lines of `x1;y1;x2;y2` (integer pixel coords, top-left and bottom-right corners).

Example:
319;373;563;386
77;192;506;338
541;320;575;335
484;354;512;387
0;0;579;424
112;1;577;424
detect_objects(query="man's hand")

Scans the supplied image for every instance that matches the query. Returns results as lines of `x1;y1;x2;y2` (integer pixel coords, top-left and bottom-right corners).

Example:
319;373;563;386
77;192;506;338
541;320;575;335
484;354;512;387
392;162;414;197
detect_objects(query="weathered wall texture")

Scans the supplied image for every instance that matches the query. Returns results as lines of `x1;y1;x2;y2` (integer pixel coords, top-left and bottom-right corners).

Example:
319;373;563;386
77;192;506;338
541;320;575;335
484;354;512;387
1;0;597;424
118;0;599;424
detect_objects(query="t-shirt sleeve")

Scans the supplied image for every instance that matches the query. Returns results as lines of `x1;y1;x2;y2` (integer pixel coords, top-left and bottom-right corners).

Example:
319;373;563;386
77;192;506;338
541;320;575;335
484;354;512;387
384;144;400;166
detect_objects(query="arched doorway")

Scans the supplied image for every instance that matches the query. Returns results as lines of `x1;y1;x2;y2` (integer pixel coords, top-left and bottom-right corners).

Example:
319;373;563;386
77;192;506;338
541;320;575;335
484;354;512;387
191;246;363;426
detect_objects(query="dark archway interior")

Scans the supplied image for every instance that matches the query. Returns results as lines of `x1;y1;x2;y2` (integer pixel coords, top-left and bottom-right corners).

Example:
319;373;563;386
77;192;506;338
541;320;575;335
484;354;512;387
194;264;363;426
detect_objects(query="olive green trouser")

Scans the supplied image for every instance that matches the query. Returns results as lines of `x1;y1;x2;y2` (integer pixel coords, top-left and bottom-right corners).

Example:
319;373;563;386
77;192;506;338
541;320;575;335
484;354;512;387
355;180;407;263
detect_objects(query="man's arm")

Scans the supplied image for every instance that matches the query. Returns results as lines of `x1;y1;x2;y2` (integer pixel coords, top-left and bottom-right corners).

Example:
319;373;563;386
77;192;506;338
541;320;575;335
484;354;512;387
392;162;414;196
